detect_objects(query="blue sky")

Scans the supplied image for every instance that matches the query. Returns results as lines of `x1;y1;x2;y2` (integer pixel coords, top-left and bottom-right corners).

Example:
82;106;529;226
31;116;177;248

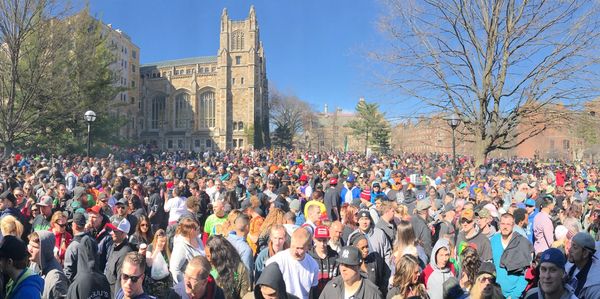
87;0;408;115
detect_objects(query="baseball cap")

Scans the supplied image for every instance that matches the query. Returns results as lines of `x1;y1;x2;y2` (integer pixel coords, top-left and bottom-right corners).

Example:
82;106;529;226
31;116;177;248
115;198;128;206
73;186;86;200
572;232;596;252
416;200;431;211
314;226;330;239
0;191;16;204
540;248;566;269
0;236;28;261
299;175;308;182
514;191;527;203
72;212;87;227
36;195;53;207
336;246;362;266
461;209;475;221
329;178;338;185
107;217;130;234
357;209;371;220
289;199;301;212
476;208;491;219
477;261;496;277
346;176;355;183
524;198;536;207
86;205;102;215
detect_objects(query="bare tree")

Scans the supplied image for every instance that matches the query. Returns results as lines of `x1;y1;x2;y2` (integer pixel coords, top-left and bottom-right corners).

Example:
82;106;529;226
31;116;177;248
0;0;70;155
269;87;313;149
375;0;600;164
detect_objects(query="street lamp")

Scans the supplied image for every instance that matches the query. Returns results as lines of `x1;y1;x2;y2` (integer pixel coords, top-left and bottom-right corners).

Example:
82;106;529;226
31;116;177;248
84;110;97;157
446;114;460;176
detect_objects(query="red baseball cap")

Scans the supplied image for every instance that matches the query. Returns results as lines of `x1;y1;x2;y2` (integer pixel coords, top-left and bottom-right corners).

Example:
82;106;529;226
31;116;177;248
314;225;330;239
86;205;102;215
299;175;308;182
329;178;338;185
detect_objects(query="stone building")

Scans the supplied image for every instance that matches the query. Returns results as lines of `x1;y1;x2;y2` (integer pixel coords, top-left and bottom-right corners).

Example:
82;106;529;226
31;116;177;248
137;6;269;151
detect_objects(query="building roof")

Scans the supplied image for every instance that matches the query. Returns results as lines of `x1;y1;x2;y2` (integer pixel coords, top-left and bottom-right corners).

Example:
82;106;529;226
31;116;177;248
141;56;218;69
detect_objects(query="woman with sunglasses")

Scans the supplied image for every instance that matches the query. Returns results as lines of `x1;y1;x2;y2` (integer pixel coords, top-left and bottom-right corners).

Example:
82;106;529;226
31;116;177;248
129;215;153;251
49;211;72;266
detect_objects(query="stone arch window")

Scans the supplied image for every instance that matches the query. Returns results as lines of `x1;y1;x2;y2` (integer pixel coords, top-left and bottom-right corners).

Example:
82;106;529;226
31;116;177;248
238;121;244;131
174;93;191;129
232;31;244;50
199;91;215;128
151;96;166;129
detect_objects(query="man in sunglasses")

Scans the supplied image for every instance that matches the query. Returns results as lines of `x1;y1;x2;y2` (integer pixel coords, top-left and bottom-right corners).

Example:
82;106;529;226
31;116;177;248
115;252;155;299
456;209;492;262
106;218;134;296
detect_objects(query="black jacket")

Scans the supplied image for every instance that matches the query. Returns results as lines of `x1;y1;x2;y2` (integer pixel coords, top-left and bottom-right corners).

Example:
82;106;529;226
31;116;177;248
361;251;390;297
500;233;533;273
324;187;339;221
105;238;133;295
308;246;339;298
66;235;112;299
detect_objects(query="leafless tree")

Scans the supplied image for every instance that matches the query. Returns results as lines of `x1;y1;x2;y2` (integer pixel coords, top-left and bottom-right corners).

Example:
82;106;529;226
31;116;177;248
374;0;600;164
269;87;313;149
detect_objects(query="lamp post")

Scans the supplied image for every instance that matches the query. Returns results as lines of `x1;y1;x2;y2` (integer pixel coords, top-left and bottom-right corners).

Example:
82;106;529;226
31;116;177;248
84;110;97;158
446;114;460;176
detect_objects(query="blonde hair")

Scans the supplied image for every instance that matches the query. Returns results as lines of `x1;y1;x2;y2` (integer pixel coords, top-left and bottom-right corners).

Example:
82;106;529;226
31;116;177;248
1;215;23;237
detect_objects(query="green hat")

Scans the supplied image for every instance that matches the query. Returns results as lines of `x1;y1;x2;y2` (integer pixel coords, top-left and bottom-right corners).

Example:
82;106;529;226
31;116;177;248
587;186;597;192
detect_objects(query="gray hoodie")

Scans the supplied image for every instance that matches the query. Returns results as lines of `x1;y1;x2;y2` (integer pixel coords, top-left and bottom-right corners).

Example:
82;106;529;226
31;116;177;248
422;239;456;299
30;231;69;299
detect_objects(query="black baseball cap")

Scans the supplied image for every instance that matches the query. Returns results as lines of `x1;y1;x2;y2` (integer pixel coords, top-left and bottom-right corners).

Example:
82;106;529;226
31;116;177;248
0;236;28;261
336;246;362;266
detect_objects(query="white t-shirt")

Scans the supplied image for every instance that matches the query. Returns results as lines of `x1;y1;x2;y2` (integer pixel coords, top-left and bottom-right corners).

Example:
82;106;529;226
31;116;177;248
164;196;187;223
265;249;319;299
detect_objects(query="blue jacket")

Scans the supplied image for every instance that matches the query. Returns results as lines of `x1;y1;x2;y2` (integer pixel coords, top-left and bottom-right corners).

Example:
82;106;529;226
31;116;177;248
340;186;360;205
490;233;529;299
6;269;44;299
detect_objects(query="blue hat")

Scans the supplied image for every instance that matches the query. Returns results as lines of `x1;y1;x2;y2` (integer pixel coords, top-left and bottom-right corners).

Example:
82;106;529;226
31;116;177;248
346;175;355;183
524;198;536;207
516;202;526;209
540;248;566;269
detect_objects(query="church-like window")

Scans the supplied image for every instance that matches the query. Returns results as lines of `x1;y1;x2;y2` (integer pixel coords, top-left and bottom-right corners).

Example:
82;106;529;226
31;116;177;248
232;31;244;50
151;96;166;129
175;93;190;129
199;91;215;128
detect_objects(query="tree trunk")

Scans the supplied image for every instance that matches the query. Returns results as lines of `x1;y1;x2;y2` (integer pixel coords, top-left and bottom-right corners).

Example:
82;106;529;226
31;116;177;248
3;141;13;157
474;137;487;167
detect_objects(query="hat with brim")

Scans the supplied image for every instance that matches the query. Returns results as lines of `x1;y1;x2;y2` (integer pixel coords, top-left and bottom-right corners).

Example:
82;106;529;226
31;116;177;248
416;200;431;211
336;246;362;266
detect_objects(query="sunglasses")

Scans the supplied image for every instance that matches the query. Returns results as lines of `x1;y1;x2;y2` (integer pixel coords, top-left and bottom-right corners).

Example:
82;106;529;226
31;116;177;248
55;222;67;228
460;218;474;224
121;273;143;283
31;209;39;212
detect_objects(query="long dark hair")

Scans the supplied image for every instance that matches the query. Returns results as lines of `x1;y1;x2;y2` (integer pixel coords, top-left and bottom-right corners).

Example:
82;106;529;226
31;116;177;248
206;235;242;298
135;215;152;243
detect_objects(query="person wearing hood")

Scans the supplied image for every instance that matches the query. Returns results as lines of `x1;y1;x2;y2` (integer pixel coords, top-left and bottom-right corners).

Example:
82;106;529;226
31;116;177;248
0;236;44;299
524;248;577;299
318;246;382;299
168;255;225;299
27;231;69;299
66;235;111;299
421;238;456;299
490;213;532;299
243;263;299;299
455;209;492;262
369;182;387;204
347;209;392;267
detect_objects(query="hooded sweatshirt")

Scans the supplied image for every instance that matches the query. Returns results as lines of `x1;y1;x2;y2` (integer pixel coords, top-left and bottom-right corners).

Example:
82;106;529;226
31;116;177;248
252;263;299;299
421;239;456;299
66;235;111;299
29;231;68;299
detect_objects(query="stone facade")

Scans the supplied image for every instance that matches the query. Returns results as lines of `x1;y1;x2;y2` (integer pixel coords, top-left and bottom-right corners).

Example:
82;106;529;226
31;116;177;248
137;6;269;151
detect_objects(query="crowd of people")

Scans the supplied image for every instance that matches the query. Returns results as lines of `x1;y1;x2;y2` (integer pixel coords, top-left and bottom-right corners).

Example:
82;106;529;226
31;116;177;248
0;148;598;299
